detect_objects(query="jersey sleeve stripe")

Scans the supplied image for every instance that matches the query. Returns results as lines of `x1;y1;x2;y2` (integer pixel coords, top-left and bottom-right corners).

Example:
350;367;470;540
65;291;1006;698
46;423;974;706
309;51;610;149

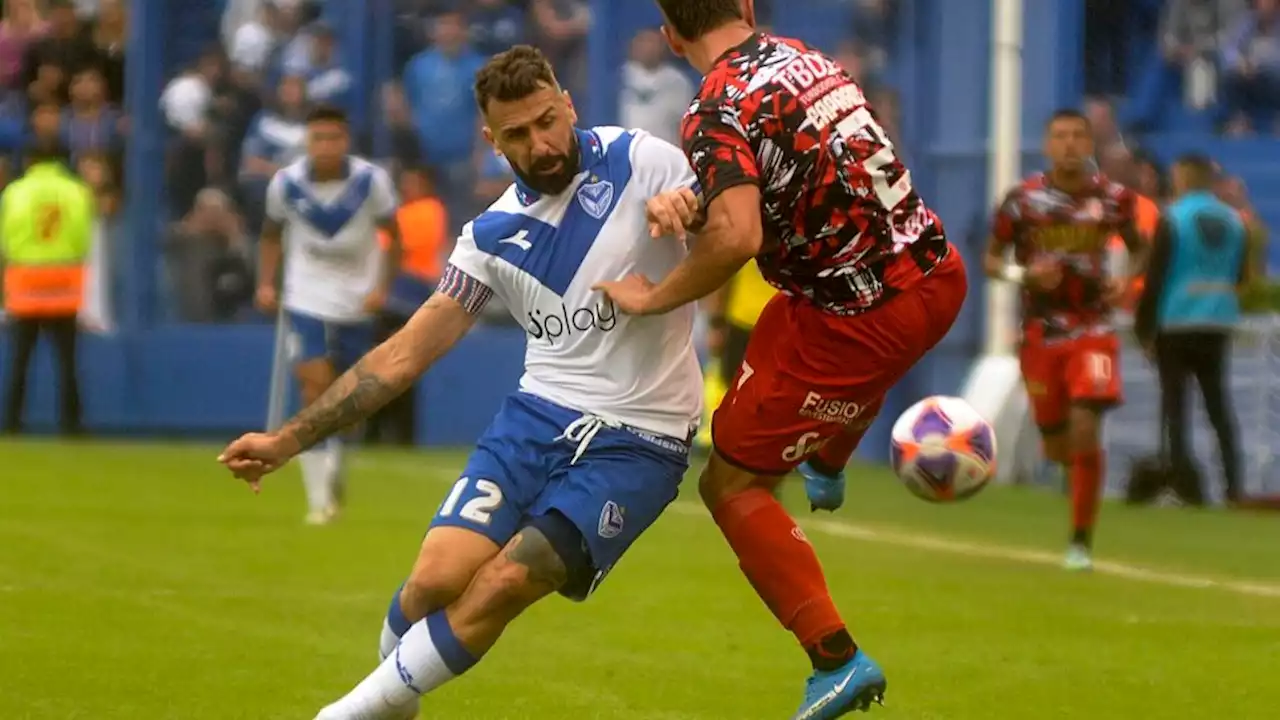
437;263;493;314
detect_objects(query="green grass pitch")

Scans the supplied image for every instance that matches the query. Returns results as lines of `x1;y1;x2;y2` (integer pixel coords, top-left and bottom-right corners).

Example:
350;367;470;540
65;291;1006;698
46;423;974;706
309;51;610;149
1;439;1278;719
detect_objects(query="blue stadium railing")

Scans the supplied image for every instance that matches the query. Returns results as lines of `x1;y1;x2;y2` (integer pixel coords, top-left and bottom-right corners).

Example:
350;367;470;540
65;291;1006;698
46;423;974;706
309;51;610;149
0;0;1083;455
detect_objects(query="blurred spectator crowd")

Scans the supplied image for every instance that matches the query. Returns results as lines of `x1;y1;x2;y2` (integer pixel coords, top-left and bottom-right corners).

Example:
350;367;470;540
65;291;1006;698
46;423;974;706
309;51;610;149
147;0;903;325
1088;0;1280;136
0;0;124;228
10;0;1270;328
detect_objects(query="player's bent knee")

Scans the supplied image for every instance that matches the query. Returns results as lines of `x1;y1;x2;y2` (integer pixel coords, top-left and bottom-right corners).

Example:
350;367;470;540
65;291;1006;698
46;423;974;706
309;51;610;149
401;527;502;621
1041;431;1070;464
294;359;336;402
698;451;770;509
1067;404;1105;452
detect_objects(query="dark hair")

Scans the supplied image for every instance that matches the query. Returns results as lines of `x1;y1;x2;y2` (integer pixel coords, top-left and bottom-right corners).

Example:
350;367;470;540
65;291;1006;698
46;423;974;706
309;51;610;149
473;45;559;114
26;141;67;166
656;0;745;41
30;99;62;116
306;104;349;126
1175;151;1216;188
1045;108;1091;131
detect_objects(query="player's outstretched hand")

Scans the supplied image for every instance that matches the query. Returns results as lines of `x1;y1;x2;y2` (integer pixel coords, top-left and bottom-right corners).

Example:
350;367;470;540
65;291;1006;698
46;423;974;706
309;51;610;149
1026;257;1063;292
594;273;656;315
217;432;300;493
646;187;700;240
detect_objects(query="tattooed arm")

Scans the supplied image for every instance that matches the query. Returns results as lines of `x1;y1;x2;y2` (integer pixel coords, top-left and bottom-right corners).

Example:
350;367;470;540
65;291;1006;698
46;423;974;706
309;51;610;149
276;292;477;453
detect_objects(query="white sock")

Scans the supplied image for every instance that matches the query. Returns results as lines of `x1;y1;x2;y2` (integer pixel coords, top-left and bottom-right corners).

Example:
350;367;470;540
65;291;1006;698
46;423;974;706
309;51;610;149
377;620;420;720
319;614;475;718
325;437;347;506
378;619;399;662
299;449;331;514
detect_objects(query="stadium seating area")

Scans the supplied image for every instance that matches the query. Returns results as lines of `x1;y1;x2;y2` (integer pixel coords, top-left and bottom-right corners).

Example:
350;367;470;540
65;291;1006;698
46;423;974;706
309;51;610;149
1;0;1278;446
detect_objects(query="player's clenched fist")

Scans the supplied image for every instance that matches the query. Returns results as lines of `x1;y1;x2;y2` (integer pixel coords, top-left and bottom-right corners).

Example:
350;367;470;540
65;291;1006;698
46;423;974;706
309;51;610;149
646;187;701;240
217;432;301;492
1026;257;1063;292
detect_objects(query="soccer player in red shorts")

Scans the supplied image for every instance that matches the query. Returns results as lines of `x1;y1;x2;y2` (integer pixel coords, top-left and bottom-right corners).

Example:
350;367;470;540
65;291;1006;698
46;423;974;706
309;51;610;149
595;2;967;717
984;109;1146;572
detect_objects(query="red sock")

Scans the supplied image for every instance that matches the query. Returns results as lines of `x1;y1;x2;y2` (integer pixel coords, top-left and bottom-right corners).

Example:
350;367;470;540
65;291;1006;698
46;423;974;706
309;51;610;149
1070;450;1103;544
710;487;847;649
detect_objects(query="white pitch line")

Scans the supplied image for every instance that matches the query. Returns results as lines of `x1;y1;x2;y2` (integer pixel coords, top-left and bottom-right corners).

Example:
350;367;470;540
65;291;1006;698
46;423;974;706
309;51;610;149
356;457;1280;599
665;504;1280;599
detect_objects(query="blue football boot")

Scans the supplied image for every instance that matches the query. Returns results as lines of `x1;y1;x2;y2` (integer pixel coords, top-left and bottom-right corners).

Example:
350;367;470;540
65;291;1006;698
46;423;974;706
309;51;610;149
793;650;887;719
800;460;846;513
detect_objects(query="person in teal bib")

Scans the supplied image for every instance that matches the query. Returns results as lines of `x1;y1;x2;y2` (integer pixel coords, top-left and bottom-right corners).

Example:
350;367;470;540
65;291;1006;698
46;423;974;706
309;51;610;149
1136;153;1249;504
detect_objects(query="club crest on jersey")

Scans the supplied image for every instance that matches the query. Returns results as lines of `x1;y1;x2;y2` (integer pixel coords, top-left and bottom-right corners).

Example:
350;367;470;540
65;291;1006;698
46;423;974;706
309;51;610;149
598;500;624;539
577;177;614;220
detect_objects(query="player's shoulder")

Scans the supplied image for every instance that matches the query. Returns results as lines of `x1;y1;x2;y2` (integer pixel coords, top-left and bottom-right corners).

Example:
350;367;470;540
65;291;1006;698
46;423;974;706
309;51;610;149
462;185;534;250
1093;173;1135;202
273;158;309;183
347;154;390;179
998;174;1040;207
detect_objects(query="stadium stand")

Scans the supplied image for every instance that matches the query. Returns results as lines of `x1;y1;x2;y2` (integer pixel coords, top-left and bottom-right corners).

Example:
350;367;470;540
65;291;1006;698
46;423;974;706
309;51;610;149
0;0;1276;489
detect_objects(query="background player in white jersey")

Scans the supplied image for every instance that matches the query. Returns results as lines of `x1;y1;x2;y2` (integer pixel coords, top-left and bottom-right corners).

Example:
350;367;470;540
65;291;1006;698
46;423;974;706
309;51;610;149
217;46;703;719
254;105;402;525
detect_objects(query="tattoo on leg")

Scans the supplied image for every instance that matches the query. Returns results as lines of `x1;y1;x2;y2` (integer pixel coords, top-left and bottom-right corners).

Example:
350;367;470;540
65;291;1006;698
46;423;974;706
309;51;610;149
504;529;568;591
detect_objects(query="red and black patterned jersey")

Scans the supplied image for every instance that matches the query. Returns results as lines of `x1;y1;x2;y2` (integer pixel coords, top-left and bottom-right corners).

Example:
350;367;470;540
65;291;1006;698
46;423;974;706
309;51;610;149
992;173;1137;342
682;33;949;316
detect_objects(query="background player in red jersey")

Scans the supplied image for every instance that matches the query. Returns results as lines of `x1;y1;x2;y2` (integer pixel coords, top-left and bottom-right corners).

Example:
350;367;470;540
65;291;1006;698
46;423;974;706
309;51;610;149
595;2;967;717
984;109;1146;572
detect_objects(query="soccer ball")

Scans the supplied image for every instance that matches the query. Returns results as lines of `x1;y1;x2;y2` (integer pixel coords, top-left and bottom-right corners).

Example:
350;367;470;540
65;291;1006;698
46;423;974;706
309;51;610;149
890;396;996;503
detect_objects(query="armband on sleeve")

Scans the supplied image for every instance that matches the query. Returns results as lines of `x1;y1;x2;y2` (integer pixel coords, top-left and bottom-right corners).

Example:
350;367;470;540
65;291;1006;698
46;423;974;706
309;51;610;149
437;263;494;315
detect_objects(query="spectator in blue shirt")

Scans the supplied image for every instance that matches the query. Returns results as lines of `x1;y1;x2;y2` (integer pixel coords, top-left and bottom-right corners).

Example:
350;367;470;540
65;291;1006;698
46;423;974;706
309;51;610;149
403;9;485;221
404;10;484;165
470;0;525;57
1222;0;1280;133
239;74;309;229
301;22;352;108
62;65;121;165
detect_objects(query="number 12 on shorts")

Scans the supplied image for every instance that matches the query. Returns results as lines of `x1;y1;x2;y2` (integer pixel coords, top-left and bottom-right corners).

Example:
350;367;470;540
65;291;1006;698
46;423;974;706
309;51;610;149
439;476;504;526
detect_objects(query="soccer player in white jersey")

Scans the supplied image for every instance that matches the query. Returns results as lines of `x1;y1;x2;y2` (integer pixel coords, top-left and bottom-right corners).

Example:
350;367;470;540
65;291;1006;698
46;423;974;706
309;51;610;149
217;46;703;718
255;105;402;525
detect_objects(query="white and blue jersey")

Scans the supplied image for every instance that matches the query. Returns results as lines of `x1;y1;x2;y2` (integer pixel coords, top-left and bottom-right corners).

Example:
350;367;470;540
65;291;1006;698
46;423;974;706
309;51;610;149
265;156;398;367
432;127;703;592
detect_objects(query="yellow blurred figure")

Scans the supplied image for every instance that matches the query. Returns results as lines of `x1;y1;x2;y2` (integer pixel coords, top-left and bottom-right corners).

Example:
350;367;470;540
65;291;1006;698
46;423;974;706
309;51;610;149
696;260;777;448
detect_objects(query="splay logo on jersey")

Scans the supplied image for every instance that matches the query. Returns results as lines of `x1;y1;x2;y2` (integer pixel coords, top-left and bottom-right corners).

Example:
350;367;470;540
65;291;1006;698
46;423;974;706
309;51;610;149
527;298;618;343
577;176;614;220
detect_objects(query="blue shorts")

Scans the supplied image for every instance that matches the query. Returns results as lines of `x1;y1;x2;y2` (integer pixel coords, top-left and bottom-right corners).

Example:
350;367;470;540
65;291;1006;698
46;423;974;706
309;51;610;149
430;392;690;593
286;311;373;371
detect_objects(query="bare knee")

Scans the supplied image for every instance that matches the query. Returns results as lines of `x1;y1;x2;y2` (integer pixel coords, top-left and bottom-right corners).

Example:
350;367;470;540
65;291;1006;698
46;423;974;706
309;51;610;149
698;451;778;509
400;572;469;623
295;359;335;404
400;528;500;622
1068;406;1102;454
1042;432;1070;464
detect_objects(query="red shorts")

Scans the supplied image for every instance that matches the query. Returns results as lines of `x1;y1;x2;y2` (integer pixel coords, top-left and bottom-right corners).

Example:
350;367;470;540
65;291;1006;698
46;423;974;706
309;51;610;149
712;250;968;475
1018;332;1123;432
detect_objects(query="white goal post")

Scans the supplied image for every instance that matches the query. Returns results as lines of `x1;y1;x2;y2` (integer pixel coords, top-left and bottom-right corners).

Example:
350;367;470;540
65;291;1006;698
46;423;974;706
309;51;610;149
961;0;1037;486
